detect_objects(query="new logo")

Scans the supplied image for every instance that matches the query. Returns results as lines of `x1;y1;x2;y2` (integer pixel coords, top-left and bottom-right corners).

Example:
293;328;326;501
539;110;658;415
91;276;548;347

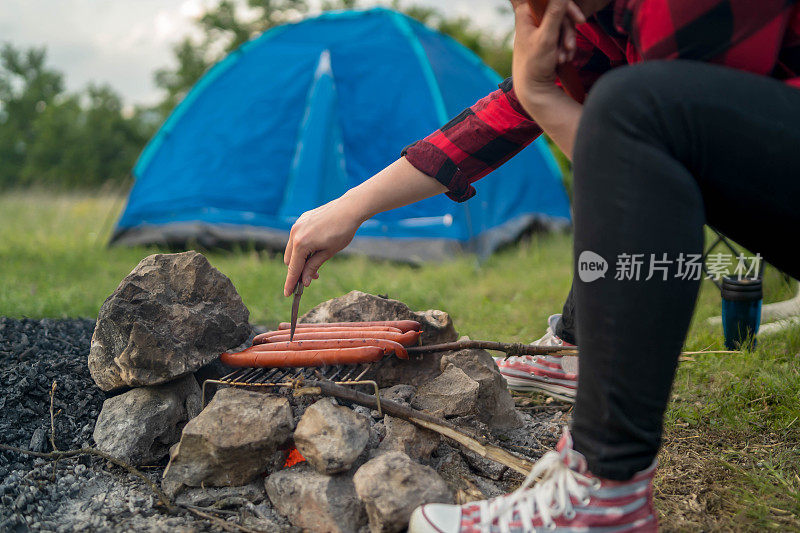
578;251;607;282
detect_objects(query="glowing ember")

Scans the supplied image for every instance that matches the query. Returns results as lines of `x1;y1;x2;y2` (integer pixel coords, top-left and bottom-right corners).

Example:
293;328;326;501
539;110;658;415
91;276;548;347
284;446;306;468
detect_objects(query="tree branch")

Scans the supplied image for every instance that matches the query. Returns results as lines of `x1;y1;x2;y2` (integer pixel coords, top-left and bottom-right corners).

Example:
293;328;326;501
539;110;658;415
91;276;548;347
407;340;577;357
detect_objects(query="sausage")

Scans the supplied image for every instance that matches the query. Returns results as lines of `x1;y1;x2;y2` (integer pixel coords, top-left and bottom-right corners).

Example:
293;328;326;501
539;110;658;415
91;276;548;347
247;338;408;359
220;346;385;368
277;320;421;333
254;325;402;344
262;330;421;346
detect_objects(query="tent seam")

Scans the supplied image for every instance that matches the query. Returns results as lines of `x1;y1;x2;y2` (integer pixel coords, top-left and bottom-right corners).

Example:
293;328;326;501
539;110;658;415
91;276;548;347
388;11;448;125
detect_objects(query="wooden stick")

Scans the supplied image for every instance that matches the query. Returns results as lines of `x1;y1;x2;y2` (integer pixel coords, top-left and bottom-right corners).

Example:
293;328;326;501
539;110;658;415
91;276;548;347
680;350;742;356
49;381;59;452
407;340;577;357
311;380;536;475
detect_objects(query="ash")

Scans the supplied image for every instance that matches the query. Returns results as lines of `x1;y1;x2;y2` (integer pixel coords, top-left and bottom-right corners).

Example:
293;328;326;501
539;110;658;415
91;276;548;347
0;318;288;532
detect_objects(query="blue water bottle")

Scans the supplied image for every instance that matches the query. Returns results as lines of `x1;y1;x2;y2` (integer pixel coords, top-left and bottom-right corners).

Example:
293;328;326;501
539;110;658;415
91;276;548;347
720;276;762;350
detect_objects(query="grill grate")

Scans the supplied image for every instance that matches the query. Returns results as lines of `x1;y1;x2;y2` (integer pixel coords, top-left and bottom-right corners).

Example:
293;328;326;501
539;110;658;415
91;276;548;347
201;363;381;412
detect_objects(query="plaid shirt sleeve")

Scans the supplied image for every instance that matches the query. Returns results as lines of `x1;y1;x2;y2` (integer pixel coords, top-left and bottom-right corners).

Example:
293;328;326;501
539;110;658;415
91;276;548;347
402;28;616;203
401;78;542;202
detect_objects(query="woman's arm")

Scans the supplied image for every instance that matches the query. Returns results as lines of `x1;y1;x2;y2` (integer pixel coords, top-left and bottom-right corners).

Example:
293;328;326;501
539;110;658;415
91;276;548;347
282;157;446;296
283;0;595;296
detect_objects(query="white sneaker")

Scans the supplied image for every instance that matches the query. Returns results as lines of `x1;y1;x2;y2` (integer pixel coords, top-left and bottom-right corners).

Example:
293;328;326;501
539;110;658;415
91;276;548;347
495;315;578;402
409;428;658;533
531;314;575;348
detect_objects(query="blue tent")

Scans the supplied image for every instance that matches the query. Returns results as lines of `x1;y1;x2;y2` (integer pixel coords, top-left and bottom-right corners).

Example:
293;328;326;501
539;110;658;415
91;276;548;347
112;7;571;261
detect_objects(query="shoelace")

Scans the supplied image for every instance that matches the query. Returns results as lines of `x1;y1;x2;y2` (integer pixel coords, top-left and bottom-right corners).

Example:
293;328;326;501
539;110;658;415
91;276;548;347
505;354;561;365
478;450;597;533
505;355;537;364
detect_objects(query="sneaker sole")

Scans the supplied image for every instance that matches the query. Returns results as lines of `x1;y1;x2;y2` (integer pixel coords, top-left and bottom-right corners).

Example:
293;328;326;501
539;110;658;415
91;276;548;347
501;376;576;402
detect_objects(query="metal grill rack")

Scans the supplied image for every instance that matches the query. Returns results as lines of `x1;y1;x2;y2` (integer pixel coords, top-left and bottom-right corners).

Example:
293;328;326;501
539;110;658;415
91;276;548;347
201;363;382;413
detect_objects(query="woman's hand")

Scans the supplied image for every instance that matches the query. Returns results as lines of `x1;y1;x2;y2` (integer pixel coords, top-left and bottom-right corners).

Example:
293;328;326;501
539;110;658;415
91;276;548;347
511;0;586;159
511;0;585;101
283;195;364;296
282;157;448;297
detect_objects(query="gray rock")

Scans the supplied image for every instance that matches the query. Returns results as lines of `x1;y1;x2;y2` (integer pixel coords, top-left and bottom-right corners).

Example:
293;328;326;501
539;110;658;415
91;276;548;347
460;449;508;481
294;399;370;475
266;463;366;533
411;365;480;418
353;451;453;533
377;415;439;462
89;251;250;391
435;450;501;502
379;385;416;406
300;291;457;387
29;429;47;453
93;374;201;465
440;349;523;429
162;388;293;497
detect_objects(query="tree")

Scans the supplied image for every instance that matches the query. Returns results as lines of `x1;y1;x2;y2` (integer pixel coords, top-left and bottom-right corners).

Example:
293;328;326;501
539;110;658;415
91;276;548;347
0;43;150;188
0;44;64;187
19;84;150;187
153;0;309;116
153;38;212;116
396;2;513;77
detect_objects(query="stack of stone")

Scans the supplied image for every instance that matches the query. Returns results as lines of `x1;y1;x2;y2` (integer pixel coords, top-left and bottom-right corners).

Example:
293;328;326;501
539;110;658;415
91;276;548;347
89;251;251;467
88;253;527;533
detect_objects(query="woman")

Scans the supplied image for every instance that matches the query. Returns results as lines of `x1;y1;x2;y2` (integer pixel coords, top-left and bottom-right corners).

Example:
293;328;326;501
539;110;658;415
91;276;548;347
285;0;800;530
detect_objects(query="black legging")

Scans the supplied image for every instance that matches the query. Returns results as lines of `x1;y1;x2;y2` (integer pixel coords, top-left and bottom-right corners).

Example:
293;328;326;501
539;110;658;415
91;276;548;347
554;286;577;345
567;60;800;480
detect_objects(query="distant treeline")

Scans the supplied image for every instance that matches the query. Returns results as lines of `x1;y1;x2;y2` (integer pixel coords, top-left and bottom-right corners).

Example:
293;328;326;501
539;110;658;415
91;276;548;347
0;0;513;190
0;45;155;189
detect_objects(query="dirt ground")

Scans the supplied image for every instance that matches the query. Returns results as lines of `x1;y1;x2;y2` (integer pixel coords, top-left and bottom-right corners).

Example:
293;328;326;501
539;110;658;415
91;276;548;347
655;426;800;531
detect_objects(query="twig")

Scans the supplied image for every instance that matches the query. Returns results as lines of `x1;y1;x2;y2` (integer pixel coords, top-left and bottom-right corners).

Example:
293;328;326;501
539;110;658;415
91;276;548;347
0;443;174;512
49;380;61;482
179;503;238;516
181;505;262;533
516;404;569;412
680;350;742;356
407;341;576;357
310;379;536;475
49;381;59;452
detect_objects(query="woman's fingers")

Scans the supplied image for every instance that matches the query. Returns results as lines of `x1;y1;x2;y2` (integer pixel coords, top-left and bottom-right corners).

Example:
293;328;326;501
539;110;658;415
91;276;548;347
301;250;330;286
284;241;308;296
562;17;576;51
540;0;569;39
565;1;586;26
560;17;577;63
284;231;293;266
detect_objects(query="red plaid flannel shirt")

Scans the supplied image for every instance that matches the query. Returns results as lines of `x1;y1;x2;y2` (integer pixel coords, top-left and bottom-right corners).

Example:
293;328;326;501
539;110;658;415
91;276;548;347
403;0;800;202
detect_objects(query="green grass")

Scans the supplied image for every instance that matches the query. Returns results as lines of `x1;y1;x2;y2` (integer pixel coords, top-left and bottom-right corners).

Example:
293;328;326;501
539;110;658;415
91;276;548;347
1;190;798;530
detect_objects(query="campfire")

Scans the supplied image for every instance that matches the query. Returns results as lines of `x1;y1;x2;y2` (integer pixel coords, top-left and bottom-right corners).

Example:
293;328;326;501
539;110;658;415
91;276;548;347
1;251;570;532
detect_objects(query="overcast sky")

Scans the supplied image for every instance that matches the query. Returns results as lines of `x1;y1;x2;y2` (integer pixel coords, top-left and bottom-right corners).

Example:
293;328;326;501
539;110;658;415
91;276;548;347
2;0;512;107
